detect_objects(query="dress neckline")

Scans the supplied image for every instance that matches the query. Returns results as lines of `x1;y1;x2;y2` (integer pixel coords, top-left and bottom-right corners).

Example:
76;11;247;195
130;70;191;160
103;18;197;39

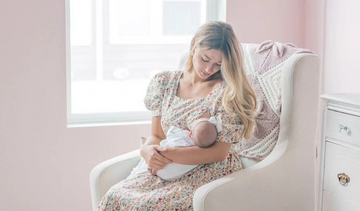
174;71;224;101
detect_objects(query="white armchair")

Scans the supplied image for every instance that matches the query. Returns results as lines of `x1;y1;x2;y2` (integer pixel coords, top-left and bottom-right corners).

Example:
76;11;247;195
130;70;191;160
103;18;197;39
90;43;320;211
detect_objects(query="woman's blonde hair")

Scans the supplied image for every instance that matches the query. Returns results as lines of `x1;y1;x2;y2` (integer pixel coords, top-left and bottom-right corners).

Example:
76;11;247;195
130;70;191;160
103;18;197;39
184;21;257;139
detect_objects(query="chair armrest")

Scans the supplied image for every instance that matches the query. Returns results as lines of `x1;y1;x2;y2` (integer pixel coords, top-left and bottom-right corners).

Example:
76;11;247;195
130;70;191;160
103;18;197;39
193;151;290;211
193;145;314;211
90;149;141;211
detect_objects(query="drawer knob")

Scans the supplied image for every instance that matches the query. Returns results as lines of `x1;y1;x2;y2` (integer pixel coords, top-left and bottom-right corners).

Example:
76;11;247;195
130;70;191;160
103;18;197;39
338;124;350;134
337;173;350;187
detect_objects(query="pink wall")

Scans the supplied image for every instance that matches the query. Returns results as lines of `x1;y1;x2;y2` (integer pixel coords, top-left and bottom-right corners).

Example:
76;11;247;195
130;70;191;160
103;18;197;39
303;0;325;208
322;0;360;93
0;1;149;210
2;0;359;210
0;1;311;211
304;0;325;60
303;0;360;94
227;0;305;47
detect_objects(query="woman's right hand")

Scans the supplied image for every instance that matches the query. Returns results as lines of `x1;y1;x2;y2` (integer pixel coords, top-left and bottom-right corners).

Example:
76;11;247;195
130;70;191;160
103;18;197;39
140;144;173;174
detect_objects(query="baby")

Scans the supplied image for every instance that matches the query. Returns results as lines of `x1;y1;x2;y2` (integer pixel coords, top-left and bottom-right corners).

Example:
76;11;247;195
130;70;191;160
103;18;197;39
128;116;222;180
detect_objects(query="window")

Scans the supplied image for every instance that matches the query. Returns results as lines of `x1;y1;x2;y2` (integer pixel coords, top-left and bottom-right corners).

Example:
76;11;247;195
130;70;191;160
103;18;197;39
66;0;226;126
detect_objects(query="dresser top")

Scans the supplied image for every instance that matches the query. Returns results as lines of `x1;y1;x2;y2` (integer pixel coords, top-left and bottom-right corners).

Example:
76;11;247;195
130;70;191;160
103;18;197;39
321;93;360;106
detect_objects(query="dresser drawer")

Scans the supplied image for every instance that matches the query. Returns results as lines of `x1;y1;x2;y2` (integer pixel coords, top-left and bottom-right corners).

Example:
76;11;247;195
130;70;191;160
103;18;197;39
322;191;360;211
325;110;360;146
323;142;360;203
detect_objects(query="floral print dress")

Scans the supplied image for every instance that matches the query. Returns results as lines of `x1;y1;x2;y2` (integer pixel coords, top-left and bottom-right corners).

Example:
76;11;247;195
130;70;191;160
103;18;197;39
98;71;244;211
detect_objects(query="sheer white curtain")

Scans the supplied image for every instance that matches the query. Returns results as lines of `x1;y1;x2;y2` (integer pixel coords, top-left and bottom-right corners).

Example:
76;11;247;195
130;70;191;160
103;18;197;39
67;0;225;125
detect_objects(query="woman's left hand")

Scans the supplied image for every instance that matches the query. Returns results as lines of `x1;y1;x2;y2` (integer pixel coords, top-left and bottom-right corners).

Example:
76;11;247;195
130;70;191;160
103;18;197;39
143;145;171;175
148;146;170;175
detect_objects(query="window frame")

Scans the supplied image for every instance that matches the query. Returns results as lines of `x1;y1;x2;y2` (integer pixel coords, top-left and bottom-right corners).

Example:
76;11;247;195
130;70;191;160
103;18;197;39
66;0;226;127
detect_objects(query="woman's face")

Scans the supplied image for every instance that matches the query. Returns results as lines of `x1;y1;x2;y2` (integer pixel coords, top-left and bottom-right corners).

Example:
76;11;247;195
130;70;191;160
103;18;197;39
192;47;223;80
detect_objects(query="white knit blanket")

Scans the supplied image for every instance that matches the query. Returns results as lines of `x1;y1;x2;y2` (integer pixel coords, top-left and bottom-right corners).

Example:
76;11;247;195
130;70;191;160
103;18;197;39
236;40;313;160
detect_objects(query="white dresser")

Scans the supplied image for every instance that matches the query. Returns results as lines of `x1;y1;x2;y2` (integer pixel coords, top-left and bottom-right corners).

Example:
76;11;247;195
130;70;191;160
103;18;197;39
319;93;360;211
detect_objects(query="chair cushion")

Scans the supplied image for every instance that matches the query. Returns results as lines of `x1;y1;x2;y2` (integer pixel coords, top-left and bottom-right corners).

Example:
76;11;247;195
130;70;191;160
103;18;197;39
236;41;312;160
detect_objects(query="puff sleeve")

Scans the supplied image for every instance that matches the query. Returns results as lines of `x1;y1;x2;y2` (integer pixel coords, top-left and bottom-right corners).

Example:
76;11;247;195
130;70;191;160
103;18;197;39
213;102;244;144
143;72;169;116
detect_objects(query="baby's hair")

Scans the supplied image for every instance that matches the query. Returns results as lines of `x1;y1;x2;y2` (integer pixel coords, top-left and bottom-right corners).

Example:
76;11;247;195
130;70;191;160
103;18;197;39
191;120;217;148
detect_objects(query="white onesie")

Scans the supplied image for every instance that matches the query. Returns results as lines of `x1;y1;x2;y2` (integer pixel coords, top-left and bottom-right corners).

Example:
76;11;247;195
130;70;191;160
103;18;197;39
128;117;222;180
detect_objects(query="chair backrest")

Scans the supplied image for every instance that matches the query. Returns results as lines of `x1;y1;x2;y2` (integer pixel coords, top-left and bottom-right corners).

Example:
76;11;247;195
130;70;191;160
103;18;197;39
237;41;313;161
178;41;316;167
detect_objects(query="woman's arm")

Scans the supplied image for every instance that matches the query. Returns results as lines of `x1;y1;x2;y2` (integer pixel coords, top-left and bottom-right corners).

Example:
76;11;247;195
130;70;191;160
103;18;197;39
143;116;165;145
156;141;232;165
140;116;172;174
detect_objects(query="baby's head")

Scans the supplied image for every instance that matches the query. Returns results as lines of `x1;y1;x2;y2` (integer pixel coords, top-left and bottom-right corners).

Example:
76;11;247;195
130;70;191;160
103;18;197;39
190;118;218;148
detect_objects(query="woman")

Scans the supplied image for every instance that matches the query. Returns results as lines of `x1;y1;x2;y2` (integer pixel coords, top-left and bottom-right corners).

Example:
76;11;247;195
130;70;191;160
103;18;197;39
98;21;257;211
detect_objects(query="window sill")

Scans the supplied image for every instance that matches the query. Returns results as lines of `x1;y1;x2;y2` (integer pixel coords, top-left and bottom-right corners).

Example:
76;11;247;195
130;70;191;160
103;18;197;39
67;120;151;128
